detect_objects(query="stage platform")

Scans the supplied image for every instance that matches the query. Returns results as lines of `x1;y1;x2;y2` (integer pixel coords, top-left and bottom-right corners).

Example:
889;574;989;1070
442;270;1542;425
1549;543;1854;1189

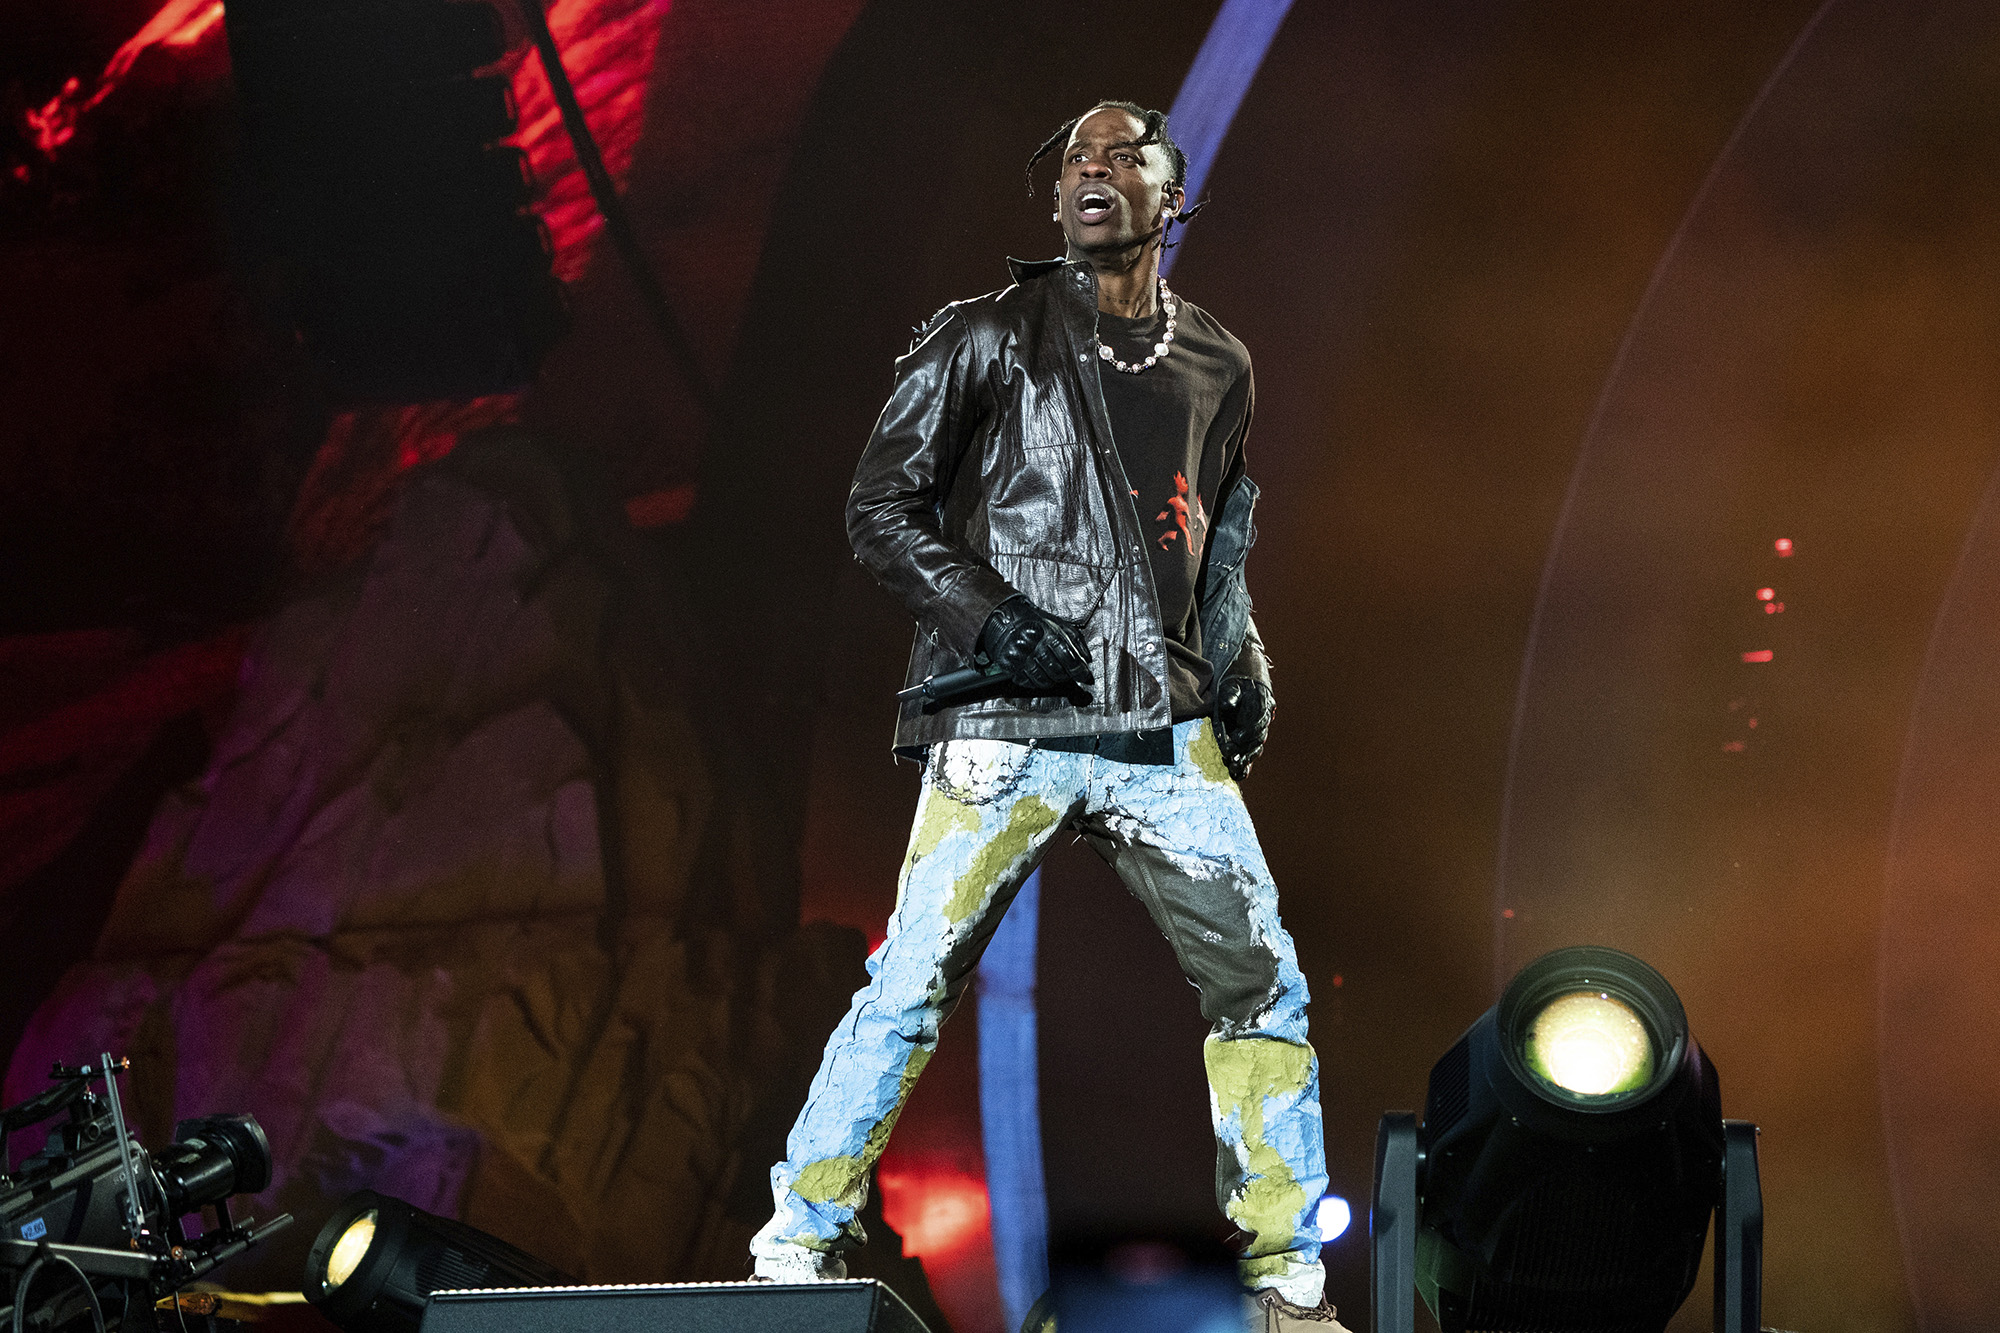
423;1279;931;1333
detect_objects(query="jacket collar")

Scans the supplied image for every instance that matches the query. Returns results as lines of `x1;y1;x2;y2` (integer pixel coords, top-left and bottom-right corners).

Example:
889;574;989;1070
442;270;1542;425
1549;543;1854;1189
1007;254;1090;286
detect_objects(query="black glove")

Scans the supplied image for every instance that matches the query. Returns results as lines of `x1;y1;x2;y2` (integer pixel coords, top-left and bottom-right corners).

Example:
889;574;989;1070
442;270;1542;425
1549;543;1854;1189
978;596;1095;696
1214;676;1273;779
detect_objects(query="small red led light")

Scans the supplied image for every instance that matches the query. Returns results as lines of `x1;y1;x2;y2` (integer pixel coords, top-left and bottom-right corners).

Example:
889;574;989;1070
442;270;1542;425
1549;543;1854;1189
1723;740;1746;753
1757;587;1775;601
1501;909;1515;919
1747;718;1758;728
1742;650;1774;663
1331;974;1344;988
1774;538;1794;555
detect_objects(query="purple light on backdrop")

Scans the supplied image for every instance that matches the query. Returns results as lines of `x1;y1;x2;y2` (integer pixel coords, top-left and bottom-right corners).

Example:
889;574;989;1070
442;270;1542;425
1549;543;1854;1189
1160;0;1298;280
975;3;1296;1325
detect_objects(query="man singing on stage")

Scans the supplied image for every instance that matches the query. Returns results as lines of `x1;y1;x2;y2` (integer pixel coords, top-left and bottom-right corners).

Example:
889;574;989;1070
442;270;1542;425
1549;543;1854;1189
751;100;1338;1329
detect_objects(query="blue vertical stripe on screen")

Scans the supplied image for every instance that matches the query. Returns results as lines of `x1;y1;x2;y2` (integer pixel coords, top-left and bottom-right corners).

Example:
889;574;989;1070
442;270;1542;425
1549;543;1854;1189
976;867;1049;1331
1160;0;1297;279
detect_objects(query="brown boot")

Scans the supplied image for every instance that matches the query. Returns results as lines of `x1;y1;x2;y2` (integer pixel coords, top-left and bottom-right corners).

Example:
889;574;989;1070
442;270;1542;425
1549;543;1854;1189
1245;1288;1353;1332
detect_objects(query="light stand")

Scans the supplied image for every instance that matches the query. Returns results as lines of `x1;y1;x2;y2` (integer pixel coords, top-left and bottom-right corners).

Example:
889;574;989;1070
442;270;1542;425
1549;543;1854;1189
1369;1114;1765;1333
1371;1113;1418;1333
1714;1121;1763;1333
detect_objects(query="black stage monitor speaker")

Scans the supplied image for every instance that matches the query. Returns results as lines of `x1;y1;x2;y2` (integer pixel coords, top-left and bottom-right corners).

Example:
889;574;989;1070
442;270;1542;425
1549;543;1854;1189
422;1280;932;1333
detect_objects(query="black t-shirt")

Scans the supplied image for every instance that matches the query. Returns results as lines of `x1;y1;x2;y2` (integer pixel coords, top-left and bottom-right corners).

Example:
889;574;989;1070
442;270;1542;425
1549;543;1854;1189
1095;298;1253;720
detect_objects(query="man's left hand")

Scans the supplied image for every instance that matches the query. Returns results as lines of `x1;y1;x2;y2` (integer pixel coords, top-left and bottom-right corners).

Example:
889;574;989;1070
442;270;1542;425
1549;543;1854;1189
1214;676;1273;780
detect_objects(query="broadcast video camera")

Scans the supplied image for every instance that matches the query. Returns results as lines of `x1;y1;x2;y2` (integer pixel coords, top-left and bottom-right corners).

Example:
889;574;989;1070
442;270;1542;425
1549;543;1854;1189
0;1054;290;1333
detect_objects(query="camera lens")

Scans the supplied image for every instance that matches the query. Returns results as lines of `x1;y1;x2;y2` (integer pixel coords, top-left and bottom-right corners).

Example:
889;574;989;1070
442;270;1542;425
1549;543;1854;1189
154;1114;273;1213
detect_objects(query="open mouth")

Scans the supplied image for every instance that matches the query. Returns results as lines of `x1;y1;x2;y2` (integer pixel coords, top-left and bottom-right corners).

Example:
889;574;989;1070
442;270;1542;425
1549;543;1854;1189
1074;189;1114;225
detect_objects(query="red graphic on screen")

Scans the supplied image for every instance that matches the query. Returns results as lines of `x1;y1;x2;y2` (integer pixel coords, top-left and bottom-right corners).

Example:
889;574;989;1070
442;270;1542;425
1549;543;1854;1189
1154;472;1208;552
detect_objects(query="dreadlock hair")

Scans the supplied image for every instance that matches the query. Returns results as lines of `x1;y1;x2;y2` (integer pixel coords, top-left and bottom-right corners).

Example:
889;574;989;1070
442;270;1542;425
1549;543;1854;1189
1025;99;1207;248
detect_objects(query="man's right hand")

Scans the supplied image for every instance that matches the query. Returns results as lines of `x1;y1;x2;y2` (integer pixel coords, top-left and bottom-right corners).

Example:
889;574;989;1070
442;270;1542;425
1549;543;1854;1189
978;596;1096;696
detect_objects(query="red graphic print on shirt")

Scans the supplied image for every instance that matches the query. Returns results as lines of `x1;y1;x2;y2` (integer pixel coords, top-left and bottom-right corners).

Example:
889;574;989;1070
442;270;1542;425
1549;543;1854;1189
1155;471;1209;552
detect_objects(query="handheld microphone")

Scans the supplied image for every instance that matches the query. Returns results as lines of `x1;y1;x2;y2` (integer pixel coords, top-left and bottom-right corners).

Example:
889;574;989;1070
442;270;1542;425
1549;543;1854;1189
895;666;1094;708
896;665;1003;704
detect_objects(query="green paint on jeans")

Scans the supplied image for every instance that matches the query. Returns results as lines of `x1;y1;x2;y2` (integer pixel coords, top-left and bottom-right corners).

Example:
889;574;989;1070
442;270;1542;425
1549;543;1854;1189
1189;719;1234;786
791;1154;867;1211
1239;1251;1297;1282
1205;1035;1314;1257
911;788;979;864
792;1046;935;1207
944;795;1059;924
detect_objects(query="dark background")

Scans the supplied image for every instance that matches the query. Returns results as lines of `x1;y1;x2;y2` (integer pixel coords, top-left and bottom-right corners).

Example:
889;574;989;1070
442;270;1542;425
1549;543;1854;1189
8;2;2000;1331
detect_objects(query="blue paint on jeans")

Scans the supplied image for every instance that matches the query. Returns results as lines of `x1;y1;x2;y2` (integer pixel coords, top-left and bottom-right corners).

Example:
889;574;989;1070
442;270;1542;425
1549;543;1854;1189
755;721;1325;1308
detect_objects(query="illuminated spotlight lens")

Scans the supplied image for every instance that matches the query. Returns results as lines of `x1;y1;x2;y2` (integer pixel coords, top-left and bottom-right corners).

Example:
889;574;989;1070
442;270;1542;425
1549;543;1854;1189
1315;1195;1352;1242
324;1211;377;1290
1524;991;1654;1096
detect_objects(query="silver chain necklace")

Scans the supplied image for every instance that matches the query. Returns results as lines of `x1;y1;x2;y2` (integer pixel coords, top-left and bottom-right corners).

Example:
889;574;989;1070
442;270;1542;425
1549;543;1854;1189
1095;280;1179;374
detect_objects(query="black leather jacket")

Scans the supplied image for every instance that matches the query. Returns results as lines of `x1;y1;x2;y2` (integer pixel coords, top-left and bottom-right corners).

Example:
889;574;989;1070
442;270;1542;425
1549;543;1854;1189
847;256;1271;753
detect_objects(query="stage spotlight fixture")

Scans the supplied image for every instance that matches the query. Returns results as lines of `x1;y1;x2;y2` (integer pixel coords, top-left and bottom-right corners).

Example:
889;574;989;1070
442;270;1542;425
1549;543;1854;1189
306;1190;573;1333
1371;946;1764;1333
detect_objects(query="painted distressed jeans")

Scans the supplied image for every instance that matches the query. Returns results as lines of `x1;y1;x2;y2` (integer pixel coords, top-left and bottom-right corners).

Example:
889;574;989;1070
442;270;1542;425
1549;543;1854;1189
751;718;1327;1304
